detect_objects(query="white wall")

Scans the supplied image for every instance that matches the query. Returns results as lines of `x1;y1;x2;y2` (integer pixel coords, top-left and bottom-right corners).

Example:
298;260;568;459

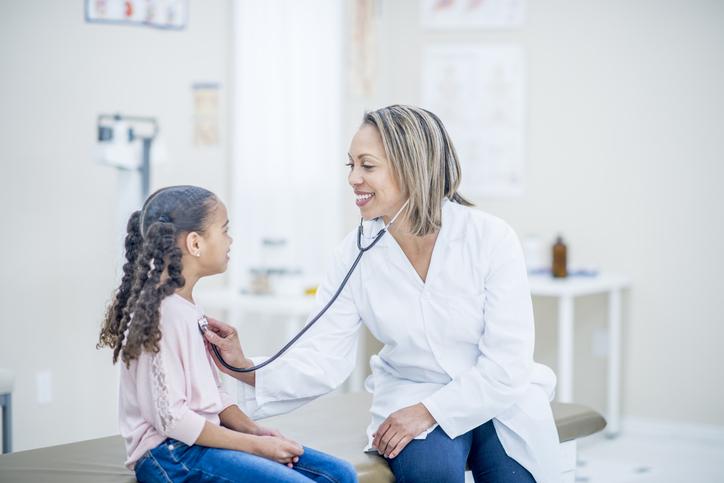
2;0;722;455
366;0;724;425
0;0;232;450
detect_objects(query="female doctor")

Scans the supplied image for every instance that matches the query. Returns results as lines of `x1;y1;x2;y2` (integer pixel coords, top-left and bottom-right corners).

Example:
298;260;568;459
204;105;561;483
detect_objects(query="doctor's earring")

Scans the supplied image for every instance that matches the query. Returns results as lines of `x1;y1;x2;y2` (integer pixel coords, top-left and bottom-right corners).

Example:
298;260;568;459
195;251;201;257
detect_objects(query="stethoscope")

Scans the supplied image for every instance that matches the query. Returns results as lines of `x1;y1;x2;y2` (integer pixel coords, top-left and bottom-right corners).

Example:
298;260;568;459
198;200;409;373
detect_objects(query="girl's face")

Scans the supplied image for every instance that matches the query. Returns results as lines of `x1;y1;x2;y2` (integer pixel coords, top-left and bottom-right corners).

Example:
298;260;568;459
192;201;233;276
347;124;406;222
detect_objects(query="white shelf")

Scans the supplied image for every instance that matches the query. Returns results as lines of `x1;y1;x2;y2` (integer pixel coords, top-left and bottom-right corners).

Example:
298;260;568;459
529;273;630;297
528;272;630;437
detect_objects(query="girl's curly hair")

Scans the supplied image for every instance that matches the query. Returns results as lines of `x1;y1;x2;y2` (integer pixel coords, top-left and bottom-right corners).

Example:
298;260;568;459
97;185;217;366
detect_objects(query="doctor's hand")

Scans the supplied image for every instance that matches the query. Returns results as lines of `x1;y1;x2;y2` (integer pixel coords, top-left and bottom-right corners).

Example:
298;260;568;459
372;403;436;459
202;317;254;381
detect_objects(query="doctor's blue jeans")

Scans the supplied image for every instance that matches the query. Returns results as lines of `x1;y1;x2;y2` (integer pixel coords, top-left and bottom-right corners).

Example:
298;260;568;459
134;438;357;483
385;422;536;483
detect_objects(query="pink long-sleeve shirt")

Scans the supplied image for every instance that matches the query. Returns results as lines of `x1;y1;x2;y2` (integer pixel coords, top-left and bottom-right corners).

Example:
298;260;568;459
118;293;235;469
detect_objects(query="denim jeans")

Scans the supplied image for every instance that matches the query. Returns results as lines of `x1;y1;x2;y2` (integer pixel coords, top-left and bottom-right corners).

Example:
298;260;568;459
385;422;536;483
134;438;357;483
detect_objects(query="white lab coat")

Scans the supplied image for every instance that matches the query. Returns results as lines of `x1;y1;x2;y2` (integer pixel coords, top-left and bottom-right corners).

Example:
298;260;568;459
238;199;561;482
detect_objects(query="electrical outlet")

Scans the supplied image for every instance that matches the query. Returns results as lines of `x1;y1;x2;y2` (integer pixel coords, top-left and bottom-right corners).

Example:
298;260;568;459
592;328;609;359
36;370;52;404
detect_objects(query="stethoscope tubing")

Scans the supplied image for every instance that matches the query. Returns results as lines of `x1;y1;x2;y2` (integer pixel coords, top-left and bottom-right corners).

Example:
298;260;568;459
206;221;388;373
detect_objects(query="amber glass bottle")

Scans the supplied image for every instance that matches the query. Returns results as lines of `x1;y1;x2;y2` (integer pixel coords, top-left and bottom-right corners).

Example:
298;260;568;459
552;235;567;278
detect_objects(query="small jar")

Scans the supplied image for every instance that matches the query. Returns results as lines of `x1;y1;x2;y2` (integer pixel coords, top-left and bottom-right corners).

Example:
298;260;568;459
552;235;568;278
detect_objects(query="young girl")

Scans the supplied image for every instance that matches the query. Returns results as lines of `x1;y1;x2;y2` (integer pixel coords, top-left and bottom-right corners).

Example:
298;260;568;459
97;185;357;483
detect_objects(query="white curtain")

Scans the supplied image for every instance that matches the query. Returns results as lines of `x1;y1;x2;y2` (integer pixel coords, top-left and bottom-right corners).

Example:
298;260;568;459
231;0;344;292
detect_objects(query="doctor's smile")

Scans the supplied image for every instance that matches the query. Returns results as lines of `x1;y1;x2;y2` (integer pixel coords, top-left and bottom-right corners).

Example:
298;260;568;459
353;191;374;207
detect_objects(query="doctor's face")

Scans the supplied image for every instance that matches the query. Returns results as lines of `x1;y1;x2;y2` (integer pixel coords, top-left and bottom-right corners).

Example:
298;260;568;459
347;124;406;222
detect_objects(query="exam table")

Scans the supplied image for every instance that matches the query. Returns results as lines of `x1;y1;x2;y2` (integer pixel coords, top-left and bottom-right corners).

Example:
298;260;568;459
0;392;605;483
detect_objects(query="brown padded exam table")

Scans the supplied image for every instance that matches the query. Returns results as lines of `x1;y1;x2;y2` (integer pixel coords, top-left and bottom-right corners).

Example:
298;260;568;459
0;392;605;483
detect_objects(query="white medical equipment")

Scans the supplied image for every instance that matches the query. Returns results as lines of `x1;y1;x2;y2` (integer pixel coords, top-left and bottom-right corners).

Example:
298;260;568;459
96;113;159;200
96;114;162;275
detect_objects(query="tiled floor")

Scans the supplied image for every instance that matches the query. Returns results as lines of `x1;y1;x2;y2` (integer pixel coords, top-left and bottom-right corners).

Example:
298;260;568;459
463;430;724;482
574;431;724;482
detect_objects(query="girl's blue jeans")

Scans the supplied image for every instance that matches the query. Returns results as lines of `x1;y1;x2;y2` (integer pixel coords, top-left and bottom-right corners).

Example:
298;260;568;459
134;438;357;483
385;421;536;483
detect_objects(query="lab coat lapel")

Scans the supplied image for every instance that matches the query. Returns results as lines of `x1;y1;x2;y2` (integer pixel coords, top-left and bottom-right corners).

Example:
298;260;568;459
418;201;466;378
384;234;426;290
421;201;454;288
359;217;420;290
384;200;455;289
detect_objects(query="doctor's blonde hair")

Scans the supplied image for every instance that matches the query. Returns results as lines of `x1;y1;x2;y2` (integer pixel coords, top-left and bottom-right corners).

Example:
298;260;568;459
363;105;473;237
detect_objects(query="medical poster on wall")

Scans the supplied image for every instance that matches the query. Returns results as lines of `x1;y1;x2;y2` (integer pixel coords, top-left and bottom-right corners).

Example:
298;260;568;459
421;0;525;30
421;45;526;197
350;0;378;97
192;83;220;146
85;0;188;30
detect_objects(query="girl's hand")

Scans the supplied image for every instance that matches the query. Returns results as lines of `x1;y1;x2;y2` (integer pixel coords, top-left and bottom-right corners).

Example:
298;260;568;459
253;424;283;438
252;435;304;467
202;317;252;376
372;403;436;459
253;425;300;447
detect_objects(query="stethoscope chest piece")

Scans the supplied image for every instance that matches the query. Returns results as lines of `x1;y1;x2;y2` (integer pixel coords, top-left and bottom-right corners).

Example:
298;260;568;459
197;316;209;336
